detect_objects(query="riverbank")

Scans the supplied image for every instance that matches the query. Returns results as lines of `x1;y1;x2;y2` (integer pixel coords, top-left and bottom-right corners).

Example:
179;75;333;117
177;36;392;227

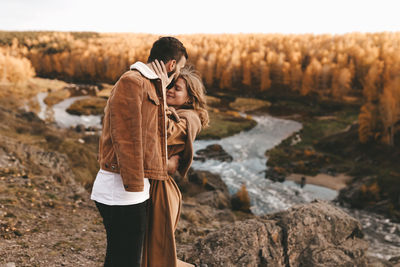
263;92;400;222
286;173;352;191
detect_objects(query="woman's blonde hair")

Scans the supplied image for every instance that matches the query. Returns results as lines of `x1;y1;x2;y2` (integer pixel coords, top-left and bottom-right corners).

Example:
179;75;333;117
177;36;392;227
178;66;209;128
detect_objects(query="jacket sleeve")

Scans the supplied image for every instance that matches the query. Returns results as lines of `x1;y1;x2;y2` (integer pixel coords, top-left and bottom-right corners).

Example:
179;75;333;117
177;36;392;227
109;74;144;192
176;109;202;178
166;107;187;146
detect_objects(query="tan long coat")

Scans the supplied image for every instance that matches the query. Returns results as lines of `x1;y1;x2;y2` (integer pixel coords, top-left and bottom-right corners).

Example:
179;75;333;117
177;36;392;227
142;108;201;267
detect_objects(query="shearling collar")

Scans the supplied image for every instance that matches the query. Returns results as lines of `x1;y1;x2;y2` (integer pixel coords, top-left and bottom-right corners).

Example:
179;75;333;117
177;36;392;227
130;62;159;80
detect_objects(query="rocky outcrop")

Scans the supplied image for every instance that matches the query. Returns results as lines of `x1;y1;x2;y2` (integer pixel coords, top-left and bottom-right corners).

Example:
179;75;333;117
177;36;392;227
179;200;369;267
194;144;233;162
270;201;368;267
186;169;230;195
264;167;286;182
195;190;231;210
182;218;285;267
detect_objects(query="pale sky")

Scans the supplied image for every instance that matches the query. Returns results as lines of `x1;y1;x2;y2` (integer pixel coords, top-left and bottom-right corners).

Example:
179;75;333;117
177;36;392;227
0;0;399;35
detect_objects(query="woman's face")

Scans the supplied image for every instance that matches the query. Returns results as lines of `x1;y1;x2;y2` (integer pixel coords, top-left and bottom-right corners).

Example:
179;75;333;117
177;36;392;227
166;77;189;108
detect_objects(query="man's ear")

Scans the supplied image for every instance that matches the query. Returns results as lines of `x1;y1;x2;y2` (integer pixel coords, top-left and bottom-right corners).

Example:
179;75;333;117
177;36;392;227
165;59;176;72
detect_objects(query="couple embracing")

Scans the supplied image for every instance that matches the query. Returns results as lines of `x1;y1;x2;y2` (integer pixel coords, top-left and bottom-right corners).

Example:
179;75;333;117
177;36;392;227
91;37;209;267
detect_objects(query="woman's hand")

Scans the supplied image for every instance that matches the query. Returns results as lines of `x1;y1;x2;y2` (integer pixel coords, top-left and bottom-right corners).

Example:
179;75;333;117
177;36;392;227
167;154;180;175
151;59;174;93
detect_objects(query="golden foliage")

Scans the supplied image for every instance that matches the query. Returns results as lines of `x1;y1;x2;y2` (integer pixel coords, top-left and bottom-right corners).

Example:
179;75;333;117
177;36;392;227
0;46;35;84
332;67;352;99
1;31;400;145
358;103;379;143
363;61;384;102
379;78;400;145
301;58;322;96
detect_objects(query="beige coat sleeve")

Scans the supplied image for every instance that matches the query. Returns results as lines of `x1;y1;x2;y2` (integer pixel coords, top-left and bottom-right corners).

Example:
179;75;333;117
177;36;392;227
166;107;187;146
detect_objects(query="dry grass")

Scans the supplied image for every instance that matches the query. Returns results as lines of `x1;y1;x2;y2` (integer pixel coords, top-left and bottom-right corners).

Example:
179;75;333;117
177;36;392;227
231;184;251;213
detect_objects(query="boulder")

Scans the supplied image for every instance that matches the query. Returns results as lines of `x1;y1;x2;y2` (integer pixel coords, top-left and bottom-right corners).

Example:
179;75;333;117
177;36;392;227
180;201;369;267
268;200;368;267
195;190;231;209
187;169;229;195
194;144;233;162
181;218;285;266
264;168;286;182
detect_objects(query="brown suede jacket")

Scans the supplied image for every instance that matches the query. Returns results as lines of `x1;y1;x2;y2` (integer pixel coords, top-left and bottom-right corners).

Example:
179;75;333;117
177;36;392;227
98;63;168;192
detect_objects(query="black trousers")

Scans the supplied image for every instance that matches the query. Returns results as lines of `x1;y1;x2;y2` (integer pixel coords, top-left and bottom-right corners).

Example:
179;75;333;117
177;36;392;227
95;201;147;267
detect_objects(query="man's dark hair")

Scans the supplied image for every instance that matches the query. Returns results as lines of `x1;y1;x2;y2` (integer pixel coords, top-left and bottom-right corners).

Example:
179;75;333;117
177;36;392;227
147;37;188;63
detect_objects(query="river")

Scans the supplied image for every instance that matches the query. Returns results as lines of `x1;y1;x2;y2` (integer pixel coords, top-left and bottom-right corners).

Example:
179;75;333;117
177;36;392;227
36;94;400;260
191;115;400;260
37;92;101;128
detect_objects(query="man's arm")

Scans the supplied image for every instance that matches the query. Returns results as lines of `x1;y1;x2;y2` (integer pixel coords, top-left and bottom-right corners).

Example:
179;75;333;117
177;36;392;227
109;74;144;192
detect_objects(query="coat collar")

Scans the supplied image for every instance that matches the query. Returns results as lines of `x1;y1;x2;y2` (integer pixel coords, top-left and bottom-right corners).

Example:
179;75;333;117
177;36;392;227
130;62;159;80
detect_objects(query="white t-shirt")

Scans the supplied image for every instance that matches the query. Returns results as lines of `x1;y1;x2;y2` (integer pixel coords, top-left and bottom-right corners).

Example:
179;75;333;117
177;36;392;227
91;169;150;206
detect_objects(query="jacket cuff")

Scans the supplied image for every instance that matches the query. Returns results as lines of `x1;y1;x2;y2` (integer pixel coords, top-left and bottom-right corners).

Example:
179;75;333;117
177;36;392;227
166;107;181;122
123;184;145;192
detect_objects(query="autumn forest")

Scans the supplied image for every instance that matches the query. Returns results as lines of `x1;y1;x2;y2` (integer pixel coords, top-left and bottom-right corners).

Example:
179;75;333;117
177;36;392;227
0;31;399;146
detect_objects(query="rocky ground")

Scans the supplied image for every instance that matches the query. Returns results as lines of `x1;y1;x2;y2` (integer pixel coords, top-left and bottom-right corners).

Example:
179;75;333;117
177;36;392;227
0;135;106;266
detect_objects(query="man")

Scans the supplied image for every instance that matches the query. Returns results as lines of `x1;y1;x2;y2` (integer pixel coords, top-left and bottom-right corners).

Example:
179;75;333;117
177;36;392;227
91;37;187;267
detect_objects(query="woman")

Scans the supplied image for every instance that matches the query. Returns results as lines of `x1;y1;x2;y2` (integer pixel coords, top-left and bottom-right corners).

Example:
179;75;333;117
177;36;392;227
142;65;209;267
